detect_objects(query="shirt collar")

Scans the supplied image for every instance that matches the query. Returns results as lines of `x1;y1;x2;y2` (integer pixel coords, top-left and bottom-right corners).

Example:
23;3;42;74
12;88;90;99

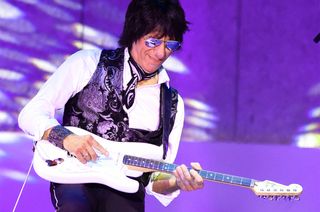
123;48;170;89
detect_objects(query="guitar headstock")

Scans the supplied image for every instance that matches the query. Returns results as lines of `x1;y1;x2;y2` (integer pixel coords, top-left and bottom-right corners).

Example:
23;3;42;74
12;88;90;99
252;180;303;200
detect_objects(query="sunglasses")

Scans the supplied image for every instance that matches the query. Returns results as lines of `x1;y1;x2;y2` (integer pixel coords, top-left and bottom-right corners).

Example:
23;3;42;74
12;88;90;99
145;38;181;52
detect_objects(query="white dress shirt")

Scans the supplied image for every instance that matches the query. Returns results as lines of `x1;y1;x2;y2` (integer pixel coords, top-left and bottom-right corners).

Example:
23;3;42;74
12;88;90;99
18;48;184;206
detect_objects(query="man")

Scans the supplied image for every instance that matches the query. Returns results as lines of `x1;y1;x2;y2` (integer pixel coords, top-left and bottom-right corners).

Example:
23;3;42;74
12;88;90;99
18;0;204;211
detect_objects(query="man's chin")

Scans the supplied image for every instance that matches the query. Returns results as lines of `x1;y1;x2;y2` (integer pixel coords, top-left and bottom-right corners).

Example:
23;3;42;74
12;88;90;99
145;65;161;73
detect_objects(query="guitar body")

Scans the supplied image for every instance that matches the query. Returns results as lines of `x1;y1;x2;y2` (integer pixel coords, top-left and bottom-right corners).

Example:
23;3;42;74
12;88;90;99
33;126;163;193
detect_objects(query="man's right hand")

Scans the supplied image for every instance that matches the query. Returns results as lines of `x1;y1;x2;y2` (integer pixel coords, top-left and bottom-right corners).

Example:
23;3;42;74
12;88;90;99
63;134;108;164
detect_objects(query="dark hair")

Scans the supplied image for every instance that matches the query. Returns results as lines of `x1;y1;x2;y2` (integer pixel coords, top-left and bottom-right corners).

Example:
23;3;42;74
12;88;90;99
118;0;189;49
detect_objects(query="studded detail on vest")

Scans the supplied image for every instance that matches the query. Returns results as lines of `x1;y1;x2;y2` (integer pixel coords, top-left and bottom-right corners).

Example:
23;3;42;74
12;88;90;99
62;48;178;149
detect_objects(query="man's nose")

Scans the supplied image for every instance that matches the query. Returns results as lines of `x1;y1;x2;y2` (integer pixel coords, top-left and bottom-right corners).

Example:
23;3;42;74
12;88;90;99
154;42;167;60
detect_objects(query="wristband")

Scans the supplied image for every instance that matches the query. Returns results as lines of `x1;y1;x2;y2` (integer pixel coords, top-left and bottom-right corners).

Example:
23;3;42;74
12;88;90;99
47;125;73;149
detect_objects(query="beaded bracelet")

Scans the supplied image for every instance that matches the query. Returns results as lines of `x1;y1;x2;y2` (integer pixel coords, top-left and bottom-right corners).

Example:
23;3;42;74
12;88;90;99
47;125;73;149
150;172;172;182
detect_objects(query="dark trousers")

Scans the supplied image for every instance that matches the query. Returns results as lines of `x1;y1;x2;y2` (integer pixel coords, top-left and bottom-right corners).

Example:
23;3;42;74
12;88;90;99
50;182;145;212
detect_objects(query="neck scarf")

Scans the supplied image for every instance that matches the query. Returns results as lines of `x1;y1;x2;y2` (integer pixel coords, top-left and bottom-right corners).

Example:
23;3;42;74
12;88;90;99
123;56;159;109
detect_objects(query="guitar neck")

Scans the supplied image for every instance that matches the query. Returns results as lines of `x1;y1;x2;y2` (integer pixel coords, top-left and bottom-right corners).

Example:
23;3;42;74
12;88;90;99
123;155;255;188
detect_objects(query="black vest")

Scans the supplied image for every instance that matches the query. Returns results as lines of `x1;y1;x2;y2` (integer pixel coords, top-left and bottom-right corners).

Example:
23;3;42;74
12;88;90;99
63;48;179;159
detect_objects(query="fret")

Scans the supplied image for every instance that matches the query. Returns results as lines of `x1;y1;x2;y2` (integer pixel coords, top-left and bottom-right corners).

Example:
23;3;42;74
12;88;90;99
149;160;154;169
223;175;232;183
208;172;215;180
158;162;176;173
158;162;164;170
146;159;151;168
154;161;160;170
199;170;209;179
199;170;215;180
134;158;139;166
231;176;242;185
123;155;128;164
163;163;169;172
241;178;252;187
141;159;146;168
168;164;176;172
214;173;223;181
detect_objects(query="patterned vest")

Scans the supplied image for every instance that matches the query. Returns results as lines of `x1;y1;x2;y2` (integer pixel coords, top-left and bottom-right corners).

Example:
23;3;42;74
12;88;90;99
62;48;179;158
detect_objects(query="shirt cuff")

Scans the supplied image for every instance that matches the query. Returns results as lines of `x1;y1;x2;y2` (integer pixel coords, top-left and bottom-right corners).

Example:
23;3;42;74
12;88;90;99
145;180;180;206
33;118;60;141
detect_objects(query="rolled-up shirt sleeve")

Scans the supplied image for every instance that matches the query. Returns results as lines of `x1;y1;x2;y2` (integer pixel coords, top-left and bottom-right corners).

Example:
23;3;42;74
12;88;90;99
18;49;101;140
145;94;185;206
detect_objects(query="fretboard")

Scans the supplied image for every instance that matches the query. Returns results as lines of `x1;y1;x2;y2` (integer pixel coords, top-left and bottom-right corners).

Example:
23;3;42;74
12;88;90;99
123;155;254;188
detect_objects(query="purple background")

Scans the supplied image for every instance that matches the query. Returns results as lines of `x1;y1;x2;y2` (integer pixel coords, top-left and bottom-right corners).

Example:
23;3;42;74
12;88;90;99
0;0;319;211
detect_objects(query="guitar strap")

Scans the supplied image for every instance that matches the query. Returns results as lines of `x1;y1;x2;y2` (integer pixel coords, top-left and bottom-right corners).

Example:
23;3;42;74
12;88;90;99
160;83;172;160
132;84;173;187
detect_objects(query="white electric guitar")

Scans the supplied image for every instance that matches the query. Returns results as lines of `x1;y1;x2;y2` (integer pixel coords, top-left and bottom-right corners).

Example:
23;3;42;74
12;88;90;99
33;126;303;200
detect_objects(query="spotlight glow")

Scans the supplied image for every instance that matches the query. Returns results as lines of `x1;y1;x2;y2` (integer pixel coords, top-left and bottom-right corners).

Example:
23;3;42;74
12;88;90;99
54;0;82;10
298;123;320;132
14;97;31;107
73;23;119;49
0;48;30;63
184;98;213;112
0;69;24;80
0;149;6;157
0;2;23;19
0;19;35;33
29;58;57;73
0;30;18;43
309;107;320;118
0;132;27;144
35;3;74;21
0;169;35;182
182;127;213;142
16;0;39;4
295;133;320;148
163;56;188;73
308;83;320;96
0;111;14;125
190;110;219;121
185;116;216;128
73;41;100;50
0;91;8;102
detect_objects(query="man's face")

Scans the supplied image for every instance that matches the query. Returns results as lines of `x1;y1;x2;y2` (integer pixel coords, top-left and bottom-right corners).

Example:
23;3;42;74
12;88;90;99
130;32;174;73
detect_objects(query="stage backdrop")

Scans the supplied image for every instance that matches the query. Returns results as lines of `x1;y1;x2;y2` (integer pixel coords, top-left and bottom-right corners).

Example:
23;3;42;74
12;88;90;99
0;0;319;211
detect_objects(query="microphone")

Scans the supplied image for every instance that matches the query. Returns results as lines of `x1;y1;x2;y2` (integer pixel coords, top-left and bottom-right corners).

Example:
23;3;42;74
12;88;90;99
314;32;320;43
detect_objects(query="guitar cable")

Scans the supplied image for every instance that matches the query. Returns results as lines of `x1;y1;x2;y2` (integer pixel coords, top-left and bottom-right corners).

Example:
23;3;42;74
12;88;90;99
12;148;34;212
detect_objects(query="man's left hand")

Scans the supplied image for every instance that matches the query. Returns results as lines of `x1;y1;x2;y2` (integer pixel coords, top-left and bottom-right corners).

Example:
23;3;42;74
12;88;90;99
173;162;204;191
